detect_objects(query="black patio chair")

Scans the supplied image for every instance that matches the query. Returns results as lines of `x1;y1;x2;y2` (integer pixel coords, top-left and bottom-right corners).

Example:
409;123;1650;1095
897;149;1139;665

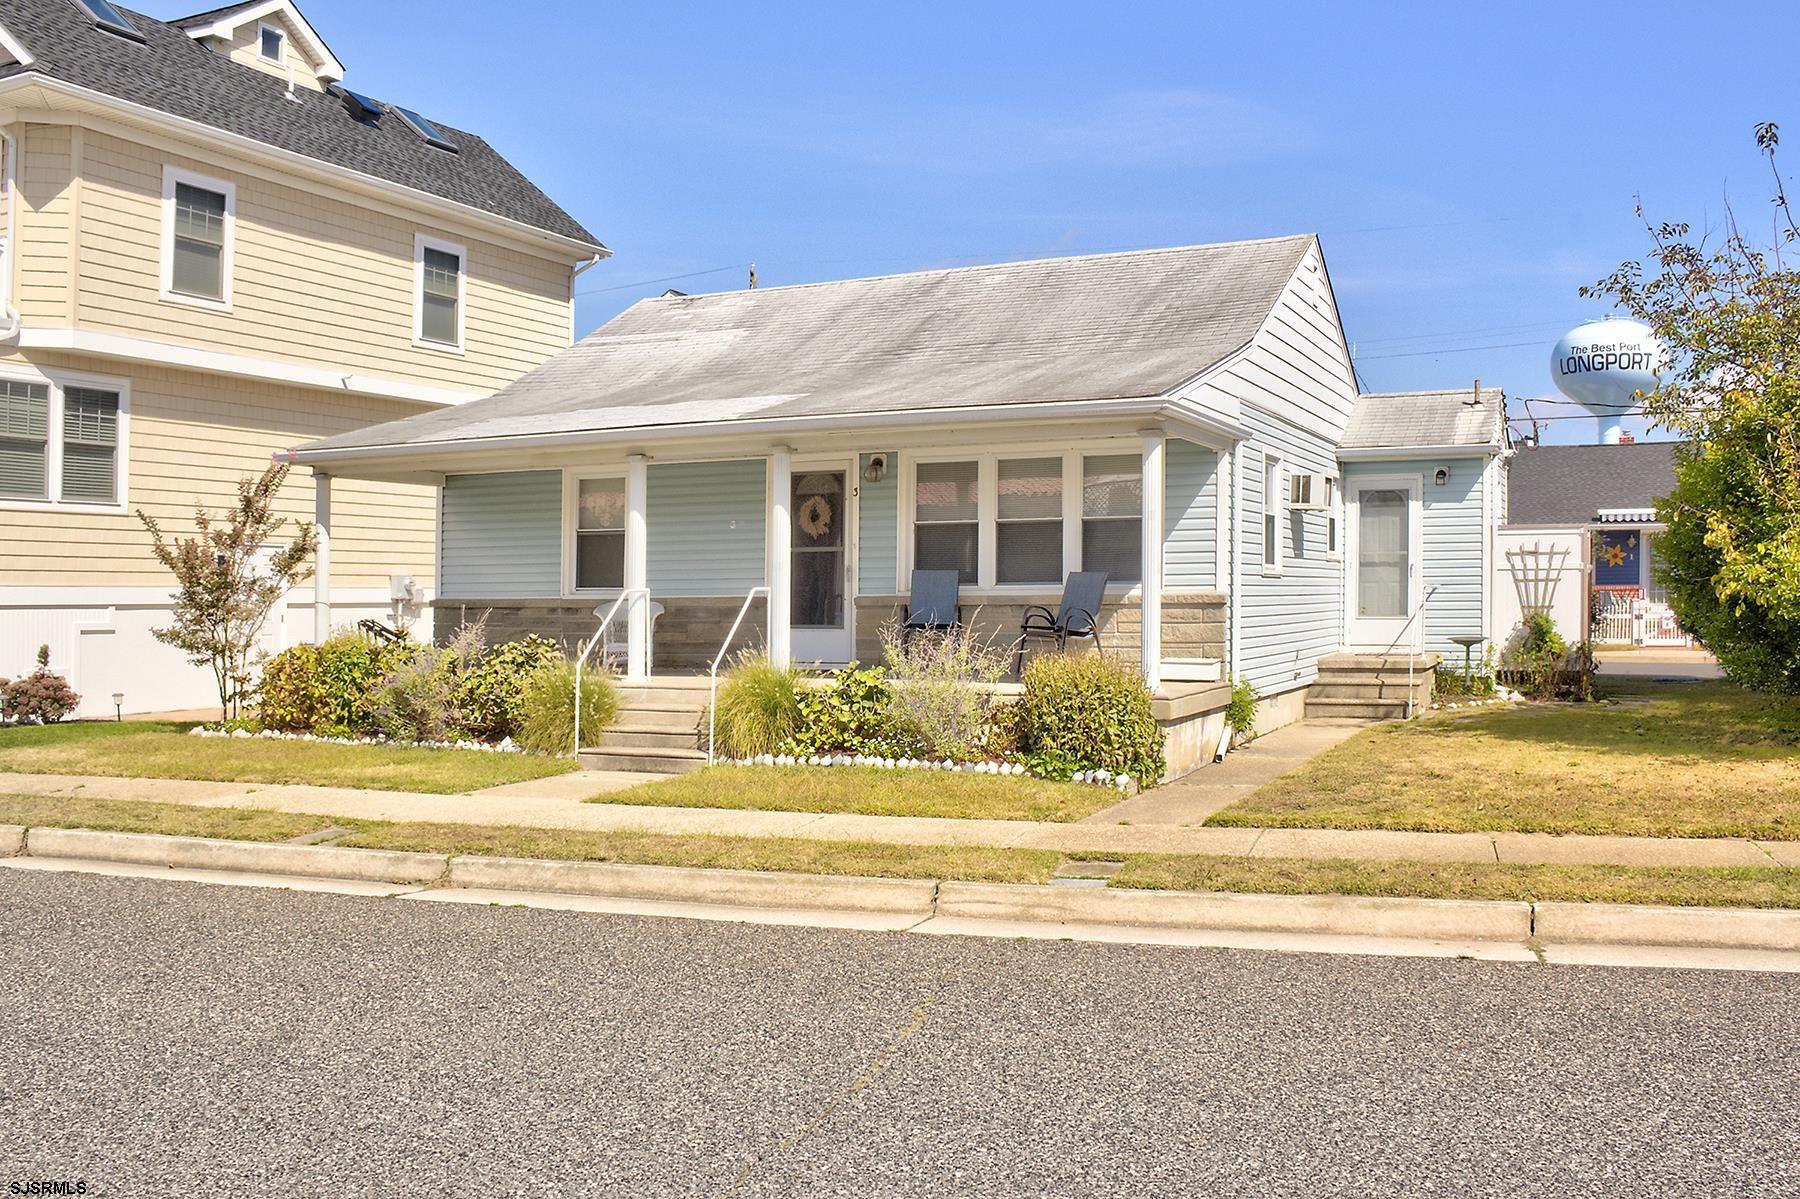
901;569;963;647
1014;571;1108;675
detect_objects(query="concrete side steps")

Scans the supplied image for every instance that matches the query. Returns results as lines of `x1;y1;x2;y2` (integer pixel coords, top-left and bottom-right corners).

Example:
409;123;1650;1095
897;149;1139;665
1309;680;1422;702
577;746;707;775
1305;697;1411;721
600;728;704;751
610;706;703;733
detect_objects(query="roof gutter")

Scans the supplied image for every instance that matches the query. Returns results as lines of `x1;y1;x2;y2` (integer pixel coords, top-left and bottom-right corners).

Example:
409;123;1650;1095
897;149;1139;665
0;75;610;261
1336;444;1500;461
287;395;1204;469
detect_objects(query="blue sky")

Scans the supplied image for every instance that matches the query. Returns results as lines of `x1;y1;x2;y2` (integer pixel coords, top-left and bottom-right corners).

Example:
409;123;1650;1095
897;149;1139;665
234;1;1788;444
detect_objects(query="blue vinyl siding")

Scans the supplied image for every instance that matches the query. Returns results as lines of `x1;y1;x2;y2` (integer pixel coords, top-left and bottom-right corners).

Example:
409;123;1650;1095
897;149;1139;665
1238;405;1344;695
1344;457;1489;657
439;471;563;598
1163;438;1218;589
858;451;898;594
646;459;767;597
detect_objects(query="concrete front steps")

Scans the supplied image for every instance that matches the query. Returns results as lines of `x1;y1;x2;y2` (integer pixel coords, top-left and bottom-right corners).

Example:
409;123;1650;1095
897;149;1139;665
1305;652;1438;721
578;677;709;775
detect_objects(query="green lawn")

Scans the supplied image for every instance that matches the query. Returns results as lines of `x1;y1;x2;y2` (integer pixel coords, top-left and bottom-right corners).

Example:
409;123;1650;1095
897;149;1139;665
0;721;574;794
1212;681;1800;840
3;792;1795;908
597;765;1118;822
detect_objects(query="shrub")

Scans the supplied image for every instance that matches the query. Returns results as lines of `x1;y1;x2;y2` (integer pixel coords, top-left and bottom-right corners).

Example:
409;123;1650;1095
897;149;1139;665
2;645;80;725
711;653;801;758
1224;676;1259;735
879;621;1009;761
457;634;564;740
306;630;414;737
1501;612;1572;700
517;658;619;755
367;622;485;743
257;643;324;731
786;663;921;758
1014;652;1164;783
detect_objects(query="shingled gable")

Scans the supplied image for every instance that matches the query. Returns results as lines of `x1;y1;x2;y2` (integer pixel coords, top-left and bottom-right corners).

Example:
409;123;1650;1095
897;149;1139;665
295;234;1319;460
0;0;601;248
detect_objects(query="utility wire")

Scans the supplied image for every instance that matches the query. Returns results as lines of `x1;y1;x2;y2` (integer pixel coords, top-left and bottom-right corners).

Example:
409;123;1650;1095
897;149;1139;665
576;264;745;296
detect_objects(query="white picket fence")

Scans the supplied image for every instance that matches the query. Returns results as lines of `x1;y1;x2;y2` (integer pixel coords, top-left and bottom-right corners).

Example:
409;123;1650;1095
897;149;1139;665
1595;596;1691;647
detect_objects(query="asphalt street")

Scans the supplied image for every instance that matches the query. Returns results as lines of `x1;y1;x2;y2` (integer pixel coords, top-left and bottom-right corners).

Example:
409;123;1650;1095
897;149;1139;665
3;868;1796;1197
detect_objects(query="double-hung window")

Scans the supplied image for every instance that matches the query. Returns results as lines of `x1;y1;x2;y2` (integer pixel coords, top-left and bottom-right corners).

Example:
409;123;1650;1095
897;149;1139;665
910;450;1146;589
574;476;626;590
162;168;234;307
415;235;466;350
1262;451;1284;574
0;374;126;507
995;457;1062;584
258;23;284;62
913;460;980;583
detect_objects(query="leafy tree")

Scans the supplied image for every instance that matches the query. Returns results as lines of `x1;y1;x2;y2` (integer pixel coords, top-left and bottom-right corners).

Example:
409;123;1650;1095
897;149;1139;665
139;462;319;719
1586;122;1800;691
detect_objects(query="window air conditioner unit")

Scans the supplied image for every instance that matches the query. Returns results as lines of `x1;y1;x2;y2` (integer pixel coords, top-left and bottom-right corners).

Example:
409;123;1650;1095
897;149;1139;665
1287;472;1328;511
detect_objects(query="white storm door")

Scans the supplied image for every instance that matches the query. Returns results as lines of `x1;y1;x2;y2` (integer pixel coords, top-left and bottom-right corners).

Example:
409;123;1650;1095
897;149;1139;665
789;463;857;664
1348;479;1422;649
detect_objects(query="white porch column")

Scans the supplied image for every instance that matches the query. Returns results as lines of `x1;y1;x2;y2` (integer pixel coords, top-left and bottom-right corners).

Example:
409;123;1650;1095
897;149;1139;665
624;453;649;681
768;445;793;668
312;471;331;643
1140;429;1165;692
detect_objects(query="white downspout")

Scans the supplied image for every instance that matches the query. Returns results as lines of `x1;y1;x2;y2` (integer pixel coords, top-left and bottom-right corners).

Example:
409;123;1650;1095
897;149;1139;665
1216;440;1242;761
0;125;21;341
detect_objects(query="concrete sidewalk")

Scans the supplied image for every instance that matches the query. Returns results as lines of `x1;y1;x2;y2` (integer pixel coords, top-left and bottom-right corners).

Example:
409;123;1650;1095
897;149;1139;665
3;770;1796;870
1085;721;1368;826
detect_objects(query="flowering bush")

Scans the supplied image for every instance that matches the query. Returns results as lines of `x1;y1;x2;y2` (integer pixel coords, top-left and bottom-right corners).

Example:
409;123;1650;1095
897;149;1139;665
879;620;1009;761
367;622;485;743
2;645;81;725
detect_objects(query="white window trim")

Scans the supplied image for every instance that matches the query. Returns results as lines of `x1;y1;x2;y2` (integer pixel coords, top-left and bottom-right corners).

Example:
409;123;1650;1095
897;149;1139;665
0;362;131;515
160;165;236;311
413;233;467;354
256;20;284;62
902;440;1146;596
561;468;628;595
1325;473;1342;561
1261;449;1284;577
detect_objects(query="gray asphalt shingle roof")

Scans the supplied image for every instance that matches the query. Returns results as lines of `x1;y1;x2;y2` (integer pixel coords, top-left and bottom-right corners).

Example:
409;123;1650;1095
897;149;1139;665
1506;442;1683;526
1343;387;1505;450
299;235;1317;457
0;0;600;246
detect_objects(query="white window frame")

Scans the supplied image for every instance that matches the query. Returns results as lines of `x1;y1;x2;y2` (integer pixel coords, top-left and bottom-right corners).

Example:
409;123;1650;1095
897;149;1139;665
1261;450;1284;576
0;362;131;514
1325;474;1342;560
160;165;235;311
257;21;284;63
561;468;628;595
413;233;467;353
901;440;1146;595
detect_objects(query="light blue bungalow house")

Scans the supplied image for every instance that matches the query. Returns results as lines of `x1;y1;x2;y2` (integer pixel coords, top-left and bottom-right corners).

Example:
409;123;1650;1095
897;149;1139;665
287;236;1493;775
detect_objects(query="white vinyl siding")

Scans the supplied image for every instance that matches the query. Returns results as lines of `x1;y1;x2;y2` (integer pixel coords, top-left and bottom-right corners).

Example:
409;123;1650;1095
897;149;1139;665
644;459;767;597
438;470;562;598
1163;438;1218;588
1345;456;1490;657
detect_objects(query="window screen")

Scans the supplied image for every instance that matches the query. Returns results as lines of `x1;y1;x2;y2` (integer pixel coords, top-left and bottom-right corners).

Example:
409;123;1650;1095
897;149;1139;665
1081;454;1141;583
914;460;978;583
172;182;227;299
575;476;626;589
420;247;462;344
61;387;120;503
0;380;50;500
996;456;1062;584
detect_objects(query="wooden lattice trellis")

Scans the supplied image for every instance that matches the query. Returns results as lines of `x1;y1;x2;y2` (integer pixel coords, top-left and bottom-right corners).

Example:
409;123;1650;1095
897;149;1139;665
1505;541;1570;615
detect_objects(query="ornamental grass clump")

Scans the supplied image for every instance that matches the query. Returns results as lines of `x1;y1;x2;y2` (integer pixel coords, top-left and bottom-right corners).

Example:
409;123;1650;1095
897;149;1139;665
517;658;619;755
1015;652;1164;784
879;620;1009;762
710;652;801;758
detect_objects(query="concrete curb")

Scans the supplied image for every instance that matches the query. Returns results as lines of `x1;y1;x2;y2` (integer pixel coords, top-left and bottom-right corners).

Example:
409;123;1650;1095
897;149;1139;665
24;828;445;886
447;854;937;915
0;824;24;856
937;882;1534;942
1534;901;1800;952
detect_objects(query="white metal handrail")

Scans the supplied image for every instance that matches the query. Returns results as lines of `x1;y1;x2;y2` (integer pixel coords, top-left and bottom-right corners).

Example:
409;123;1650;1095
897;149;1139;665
573;588;649;754
707;586;770;765
1385;583;1440;719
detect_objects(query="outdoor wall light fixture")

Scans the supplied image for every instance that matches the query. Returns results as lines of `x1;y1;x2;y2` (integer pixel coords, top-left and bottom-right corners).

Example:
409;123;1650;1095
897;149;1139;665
111;692;124;721
1433;466;1449;487
863;454;889;484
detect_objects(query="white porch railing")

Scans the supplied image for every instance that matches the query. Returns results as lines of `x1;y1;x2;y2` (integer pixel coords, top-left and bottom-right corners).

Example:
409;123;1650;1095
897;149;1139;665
1596;595;1691;647
707;586;770;765
573;588;649;754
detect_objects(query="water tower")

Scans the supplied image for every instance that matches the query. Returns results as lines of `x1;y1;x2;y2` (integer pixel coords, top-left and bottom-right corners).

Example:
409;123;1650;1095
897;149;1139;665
1550;319;1665;444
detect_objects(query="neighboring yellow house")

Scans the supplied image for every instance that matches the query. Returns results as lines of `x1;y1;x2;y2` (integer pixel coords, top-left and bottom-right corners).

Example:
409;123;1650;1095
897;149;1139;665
0;0;606;715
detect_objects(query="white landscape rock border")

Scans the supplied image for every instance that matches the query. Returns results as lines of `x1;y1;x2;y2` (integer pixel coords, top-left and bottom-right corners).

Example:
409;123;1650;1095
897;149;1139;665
189;725;526;754
718;752;1138;793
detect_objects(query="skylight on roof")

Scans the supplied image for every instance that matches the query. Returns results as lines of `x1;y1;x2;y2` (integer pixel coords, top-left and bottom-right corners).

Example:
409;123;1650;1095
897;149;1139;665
392;106;459;154
71;0;145;42
327;83;386;124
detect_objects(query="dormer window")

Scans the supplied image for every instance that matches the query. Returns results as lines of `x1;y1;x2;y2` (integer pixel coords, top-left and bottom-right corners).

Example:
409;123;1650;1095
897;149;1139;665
258;23;284;63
